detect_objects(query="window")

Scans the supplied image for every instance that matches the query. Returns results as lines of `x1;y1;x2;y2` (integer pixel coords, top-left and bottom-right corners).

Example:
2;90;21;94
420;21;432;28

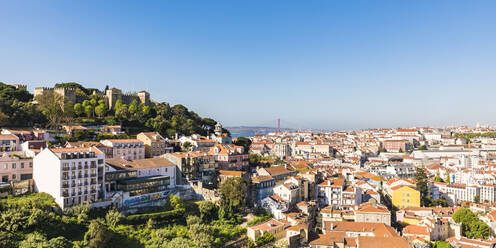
12;163;16;169
12;174;16;180
21;163;24;168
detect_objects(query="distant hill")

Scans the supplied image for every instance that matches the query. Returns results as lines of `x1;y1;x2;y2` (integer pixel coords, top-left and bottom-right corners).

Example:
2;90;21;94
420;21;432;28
226;126;294;138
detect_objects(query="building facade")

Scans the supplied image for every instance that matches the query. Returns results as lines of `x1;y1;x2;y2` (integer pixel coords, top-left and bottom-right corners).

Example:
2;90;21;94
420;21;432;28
33;147;105;209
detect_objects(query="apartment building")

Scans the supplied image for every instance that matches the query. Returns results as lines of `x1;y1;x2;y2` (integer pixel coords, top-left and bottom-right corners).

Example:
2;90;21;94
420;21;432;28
100;139;145;160
383;139;407;152
354;202;391;226
164;151;217;184
33;147;105;209
251;175;275;204
0;152;33;182
318;178;362;209
391;186;420;209
435;183;480;204
272;143;291;158
208;144;248;170
0;134;20;152
137;132;173;158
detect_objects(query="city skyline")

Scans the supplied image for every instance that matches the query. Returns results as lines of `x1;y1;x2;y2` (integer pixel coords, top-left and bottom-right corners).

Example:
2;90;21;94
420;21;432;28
1;1;496;129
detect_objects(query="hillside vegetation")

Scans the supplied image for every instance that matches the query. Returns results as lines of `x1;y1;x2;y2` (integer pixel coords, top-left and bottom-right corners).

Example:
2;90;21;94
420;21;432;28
0;82;222;138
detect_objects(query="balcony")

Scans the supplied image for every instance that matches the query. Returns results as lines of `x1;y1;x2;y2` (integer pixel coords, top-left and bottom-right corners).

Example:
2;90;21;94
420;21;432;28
90;173;97;177
62;184;70;188
90;189;96;194
90;164;97;169
78;165;82;170
62;167;70;171
62;192;69;197
71;166;76;170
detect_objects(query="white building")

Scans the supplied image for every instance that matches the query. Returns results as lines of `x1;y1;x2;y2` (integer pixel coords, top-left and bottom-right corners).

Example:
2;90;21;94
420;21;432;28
33;147;105;209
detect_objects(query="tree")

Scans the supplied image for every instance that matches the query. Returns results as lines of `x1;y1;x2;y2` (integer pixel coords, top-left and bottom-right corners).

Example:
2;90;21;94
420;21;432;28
188;222;214;248
474;195;480;204
249;154;261;167
255;232;275;246
19;232;48;248
234;137;251;151
166;237;192;248
74;103;84;116
433;241;452;248
415;167;429;206
95;104;106;118
434;176;443;182
129;100;138;116
452;208;490;239
182;141;192;152
84;105;94;118
446;173;451;184
35;91;65;127
168;194;185;210
84;218;111;248
198;200;216;222
47;237;73;248
105;208;123;229
219;177;246;217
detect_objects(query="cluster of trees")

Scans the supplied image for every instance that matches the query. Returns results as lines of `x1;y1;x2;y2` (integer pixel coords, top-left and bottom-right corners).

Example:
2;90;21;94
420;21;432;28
452;208;491;239
415;167;448;207
0;193;246;248
0;83;45;127
454;132;496;142
218;177;246;221
1;82;223;139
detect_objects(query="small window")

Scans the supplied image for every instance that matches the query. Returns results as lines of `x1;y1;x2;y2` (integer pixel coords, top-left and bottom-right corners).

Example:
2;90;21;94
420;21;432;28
12;163;16;169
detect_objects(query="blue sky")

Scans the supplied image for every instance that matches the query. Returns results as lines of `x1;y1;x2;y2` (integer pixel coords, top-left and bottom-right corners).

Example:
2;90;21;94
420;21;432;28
1;1;495;130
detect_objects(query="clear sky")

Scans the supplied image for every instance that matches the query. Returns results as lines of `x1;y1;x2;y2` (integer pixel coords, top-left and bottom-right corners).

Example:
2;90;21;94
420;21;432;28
1;1;495;130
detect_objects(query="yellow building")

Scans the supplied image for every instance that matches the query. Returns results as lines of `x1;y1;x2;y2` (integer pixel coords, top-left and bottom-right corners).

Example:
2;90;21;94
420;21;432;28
391;185;420;209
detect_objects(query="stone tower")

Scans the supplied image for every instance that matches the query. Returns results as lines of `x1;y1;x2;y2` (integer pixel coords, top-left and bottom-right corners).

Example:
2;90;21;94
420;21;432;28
105;88;123;109
138;91;150;105
215;122;223;136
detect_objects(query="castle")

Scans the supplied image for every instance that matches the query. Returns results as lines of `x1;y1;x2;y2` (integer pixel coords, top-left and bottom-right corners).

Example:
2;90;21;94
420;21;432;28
34;86;151;109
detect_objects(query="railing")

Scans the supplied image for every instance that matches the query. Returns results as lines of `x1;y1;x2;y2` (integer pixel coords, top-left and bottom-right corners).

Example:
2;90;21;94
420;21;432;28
62;167;70;171
62;184;70;188
62;192;69;197
90;173;97;177
90;164;97;168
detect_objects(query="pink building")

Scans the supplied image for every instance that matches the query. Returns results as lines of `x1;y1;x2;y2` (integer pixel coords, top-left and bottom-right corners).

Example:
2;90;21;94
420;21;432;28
208;144;249;170
383;139;407;152
0;152;33;182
